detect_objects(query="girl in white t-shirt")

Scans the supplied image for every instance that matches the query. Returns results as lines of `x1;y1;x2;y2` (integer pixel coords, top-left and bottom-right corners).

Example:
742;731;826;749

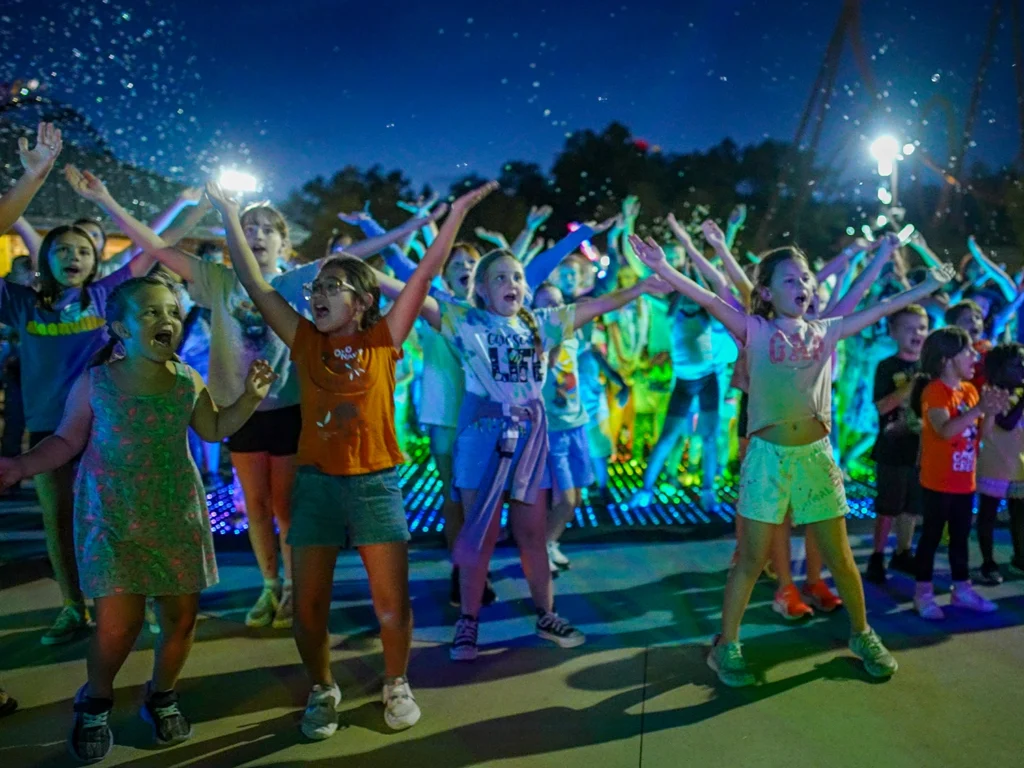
630;234;953;687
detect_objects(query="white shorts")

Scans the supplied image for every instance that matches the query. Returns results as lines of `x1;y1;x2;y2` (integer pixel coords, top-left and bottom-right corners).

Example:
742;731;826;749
737;436;848;525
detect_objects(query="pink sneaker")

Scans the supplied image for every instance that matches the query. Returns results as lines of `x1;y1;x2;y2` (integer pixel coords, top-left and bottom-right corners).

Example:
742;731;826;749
950;583;997;613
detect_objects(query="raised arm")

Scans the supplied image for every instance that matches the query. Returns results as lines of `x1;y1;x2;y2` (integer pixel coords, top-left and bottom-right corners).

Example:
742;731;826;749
666;213;740;307
700;219;754;306
158;193;213;246
63;166;165;279
372;267;442;330
839;263;955;340
816;239;868;284
523;218;614;290
572;275;668;330
190;360;275;442
339;210;422;282
0;123;62;237
386;182;498;346
968;235;1017;302
724;204;746;250
475;226;510;251
12;217;42;261
344;208;446;260
824;236;893;318
512;205;552;259
0;372;92;490
629;235;749;343
906;231;942;269
206;181;303;345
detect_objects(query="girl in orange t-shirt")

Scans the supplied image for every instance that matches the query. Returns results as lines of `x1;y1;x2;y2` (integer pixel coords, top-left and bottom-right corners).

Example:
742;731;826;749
910;326;1008;619
205;178;498;740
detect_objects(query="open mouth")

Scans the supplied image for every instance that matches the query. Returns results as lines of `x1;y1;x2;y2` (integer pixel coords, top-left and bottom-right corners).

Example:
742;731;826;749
794;293;808;308
63;265;82;278
503;292;519;303
153;329;174;348
313;302;330;320
459;275;470;287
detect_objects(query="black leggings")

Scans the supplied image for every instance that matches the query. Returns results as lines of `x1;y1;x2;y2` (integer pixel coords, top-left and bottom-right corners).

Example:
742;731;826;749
978;494;1024;564
915;489;974;583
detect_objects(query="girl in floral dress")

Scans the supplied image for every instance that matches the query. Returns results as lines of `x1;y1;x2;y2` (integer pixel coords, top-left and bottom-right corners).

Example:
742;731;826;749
0;275;275;763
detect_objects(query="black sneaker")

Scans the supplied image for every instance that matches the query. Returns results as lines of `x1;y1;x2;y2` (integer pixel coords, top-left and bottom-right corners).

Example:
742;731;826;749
536;610;586;648
68;685;113;763
450;614;479;662
141;687;193;746
889;549;916;576
976;563;1004;586
865;552;887;584
449;567;460;607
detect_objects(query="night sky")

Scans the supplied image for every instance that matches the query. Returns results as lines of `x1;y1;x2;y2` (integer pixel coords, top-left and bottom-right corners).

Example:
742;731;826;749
3;0;1021;200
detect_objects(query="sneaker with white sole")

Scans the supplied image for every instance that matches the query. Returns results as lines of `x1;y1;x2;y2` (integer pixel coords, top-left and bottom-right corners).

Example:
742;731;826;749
914;585;945;620
272;587;294;629
68;684;113;763
300;684;342;740
547;541;570;569
141;685;193;746
950;582;998;613
536;610;585;648
848;627;898;678
707;635;755;687
245;585;279;628
450;615;479;662
42;603;90;646
382;677;421;730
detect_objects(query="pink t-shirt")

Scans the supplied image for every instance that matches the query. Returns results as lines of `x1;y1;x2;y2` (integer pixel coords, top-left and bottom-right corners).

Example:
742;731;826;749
744;314;843;436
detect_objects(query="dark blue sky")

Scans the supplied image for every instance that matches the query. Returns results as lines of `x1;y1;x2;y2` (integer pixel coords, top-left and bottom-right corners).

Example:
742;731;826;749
5;0;1021;200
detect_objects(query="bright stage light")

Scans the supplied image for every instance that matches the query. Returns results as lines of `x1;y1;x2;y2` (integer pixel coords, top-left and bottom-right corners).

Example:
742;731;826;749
218;169;259;194
870;135;900;176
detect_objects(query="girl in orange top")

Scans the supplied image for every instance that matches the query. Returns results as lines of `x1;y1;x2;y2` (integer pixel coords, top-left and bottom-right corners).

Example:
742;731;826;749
204;178;498;740
910;326;1008;619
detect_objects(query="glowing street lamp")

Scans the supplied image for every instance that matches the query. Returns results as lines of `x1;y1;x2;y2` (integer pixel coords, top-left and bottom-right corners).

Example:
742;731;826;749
869;134;910;224
218;168;259;194
870;135;900;177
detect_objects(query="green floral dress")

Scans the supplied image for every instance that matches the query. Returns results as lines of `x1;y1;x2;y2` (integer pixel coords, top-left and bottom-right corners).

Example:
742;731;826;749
74;362;217;598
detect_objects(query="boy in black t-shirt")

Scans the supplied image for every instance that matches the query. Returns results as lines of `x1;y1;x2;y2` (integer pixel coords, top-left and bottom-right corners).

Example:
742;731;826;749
866;305;929;584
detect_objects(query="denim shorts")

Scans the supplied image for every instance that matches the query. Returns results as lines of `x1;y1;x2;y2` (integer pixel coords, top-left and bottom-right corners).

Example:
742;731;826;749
287;466;410;548
452;419;552;493
548;425;595;494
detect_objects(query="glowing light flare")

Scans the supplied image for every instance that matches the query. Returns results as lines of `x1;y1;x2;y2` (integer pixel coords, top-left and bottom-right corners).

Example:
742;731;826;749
902;143;916;156
877;187;893;204
876;215;888;227
897;224;916;244
218;169;259;193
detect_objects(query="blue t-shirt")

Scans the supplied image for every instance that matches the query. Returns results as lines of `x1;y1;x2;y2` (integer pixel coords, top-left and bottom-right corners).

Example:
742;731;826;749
0;267;132;432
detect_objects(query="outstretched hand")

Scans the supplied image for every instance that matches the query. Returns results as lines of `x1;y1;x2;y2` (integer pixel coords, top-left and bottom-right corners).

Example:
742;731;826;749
244;359;278;400
700;219;727;248
19;122;62;178
204;181;240;217
526;205;553;229
925;262;957;288
641;273;674;295
179;186;205;205
64;165;111;204
338;210;371;226
874;232;900;260
587;215;618;235
622;195;641;222
451;180;499;214
628;235;668;270
396;191;441;217
727;203;747;230
666;213;695;250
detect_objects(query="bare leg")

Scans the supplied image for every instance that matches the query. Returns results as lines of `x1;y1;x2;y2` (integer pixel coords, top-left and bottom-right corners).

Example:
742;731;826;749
641;416;690;491
87;595;146;698
721;518;776;643
232;452;279;582
510;497;554;613
873;516;894;554
359;542;412;678
36;463;82;604
770;514;794;588
151;594;200;691
805;527;824;583
292;545;340;687
807;517;868;634
435;453;464;550
269;455;297;581
546;488;578;543
894;513;916;553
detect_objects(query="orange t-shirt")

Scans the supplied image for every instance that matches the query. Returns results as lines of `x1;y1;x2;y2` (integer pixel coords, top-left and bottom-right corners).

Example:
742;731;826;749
919;379;980;493
290;318;405;476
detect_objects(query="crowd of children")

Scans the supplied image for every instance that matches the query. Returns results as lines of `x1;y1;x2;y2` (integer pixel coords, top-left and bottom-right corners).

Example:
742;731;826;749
2;121;1023;760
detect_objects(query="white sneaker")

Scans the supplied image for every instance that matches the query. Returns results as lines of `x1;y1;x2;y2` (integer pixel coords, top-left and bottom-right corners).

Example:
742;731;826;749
382;677;421;730
914;590;945;620
300;684;342;740
547;541;570;569
245;585;280;628
951;583;998;613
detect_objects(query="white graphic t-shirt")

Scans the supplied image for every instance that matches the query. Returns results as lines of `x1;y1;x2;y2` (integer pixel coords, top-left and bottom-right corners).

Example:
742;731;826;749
440;302;575;405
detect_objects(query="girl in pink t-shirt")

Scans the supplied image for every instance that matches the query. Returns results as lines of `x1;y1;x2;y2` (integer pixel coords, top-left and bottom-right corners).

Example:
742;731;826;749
630;233;954;687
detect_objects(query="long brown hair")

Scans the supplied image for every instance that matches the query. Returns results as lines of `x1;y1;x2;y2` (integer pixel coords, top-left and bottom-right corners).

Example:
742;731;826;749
910;326;972;416
37;226;101;311
319;255;382;331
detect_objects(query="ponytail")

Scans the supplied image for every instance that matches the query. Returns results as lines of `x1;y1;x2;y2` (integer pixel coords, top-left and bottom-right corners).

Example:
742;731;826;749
516;307;545;363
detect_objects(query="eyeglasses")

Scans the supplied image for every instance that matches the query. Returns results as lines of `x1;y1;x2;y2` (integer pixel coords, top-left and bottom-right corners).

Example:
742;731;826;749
302;278;357;300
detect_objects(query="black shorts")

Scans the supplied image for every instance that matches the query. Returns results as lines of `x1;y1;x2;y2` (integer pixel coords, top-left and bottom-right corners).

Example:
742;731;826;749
666;373;720;418
226;405;301;456
874;463;922;517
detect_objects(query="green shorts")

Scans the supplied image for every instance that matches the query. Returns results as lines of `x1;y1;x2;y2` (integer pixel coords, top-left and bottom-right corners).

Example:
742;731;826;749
287;466;410;548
